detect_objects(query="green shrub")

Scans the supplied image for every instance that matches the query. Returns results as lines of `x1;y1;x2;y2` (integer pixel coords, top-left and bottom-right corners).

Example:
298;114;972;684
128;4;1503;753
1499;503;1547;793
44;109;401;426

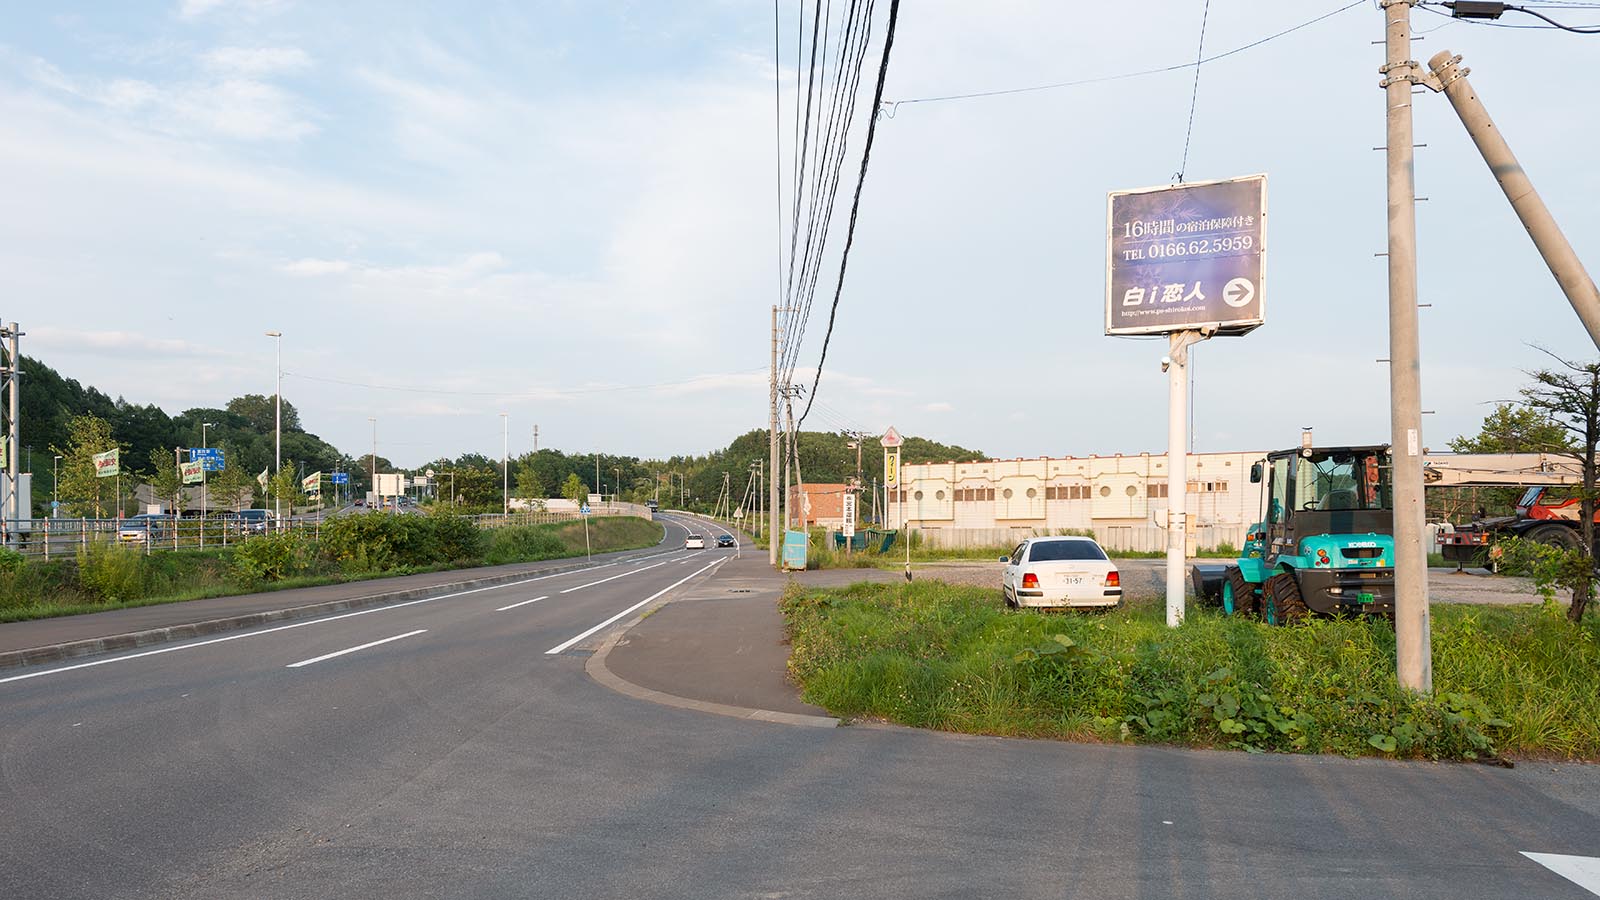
426;515;486;563
484;526;566;565
782;581;1596;760
318;513;410;572
232;531;317;582
76;543;149;602
0;547;24;573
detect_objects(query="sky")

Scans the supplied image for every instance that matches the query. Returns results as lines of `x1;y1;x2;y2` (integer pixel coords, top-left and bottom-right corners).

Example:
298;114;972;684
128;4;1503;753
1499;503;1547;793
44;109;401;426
2;1;1598;468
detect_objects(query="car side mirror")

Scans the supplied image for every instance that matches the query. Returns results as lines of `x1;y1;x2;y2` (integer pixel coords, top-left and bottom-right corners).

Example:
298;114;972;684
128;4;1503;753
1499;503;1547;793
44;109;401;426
998;556;1008;563
1249;462;1263;484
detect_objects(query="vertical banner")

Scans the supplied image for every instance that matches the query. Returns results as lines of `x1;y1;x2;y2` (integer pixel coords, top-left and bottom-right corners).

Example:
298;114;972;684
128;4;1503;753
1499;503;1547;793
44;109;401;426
257;468;270;490
842;491;857;538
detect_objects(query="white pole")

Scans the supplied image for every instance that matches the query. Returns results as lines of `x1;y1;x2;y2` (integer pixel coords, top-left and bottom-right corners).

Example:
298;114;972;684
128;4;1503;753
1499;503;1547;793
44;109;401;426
501;413;509;516
266;331;282;529
1166;331;1206;627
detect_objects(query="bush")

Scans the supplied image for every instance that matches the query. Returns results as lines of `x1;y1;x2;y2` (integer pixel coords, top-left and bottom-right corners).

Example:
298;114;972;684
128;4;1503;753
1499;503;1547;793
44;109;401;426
781;581;1596;760
484;526;566;565
427;515;487;563
232;531;318;582
76;543;149;602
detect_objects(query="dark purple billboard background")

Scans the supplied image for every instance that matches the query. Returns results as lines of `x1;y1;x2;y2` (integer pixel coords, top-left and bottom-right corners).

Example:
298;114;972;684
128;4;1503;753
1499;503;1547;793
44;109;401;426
1105;176;1266;335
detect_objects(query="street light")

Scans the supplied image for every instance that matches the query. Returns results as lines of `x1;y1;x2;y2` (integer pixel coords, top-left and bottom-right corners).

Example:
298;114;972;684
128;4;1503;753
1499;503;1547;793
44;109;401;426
613;467;621;506
368;417;378;510
52;455;62;518
501;413;509;516
200;421;215;543
265;331;282;528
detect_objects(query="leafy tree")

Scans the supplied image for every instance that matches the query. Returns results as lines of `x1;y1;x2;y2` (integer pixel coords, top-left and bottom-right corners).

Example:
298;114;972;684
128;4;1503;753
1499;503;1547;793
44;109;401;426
145;447;188;514
226;394;302;434
206;442;256;511
1449;404;1572;454
268;465;300;518
52;414;120;518
562;473;589;505
1516;352;1600;622
515;464;545;501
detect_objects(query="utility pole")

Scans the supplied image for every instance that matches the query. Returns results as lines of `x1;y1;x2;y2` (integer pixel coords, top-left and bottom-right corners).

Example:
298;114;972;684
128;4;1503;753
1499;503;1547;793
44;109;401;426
533;424;540;453
369;417;378;507
266;331;282;527
0;323;20;538
501;413;509;516
769;305;781;565
1381;0;1432;693
1426;51;1600;350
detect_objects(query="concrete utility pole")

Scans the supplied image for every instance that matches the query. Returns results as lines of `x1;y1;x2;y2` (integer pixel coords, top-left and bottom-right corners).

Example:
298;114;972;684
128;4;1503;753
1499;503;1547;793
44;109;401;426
1381;0;1433;693
769;305;781;565
501;413;509;516
266;331;282;527
369;417;377;506
0;323;20;536
1427;51;1600;350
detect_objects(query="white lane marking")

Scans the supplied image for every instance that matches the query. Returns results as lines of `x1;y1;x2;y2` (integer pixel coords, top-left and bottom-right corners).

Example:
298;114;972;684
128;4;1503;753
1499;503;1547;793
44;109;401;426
558;559;671;594
545;558;727;655
495;595;549;612
0;562;627;687
1523;852;1600;895
286;629;427;668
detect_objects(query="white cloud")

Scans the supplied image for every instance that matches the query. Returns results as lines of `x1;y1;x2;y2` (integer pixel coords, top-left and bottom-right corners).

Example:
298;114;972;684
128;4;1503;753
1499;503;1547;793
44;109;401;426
924;402;954;413
280;258;351;276
178;0;226;18
30;328;227;359
202;46;312;77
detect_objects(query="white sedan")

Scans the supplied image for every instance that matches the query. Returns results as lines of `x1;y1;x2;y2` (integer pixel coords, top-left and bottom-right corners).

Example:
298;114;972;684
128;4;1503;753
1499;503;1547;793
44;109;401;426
1001;537;1122;610
685;534;705;549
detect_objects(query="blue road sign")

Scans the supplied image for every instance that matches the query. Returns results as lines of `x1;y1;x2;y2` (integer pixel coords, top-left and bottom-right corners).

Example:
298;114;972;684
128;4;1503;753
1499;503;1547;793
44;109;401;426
189;447;225;471
783;530;808;570
580;505;591;515
330;472;350;485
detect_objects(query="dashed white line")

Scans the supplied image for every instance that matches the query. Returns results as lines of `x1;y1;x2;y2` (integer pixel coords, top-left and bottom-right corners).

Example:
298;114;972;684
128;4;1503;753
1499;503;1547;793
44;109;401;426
286;629;427;668
558;560;671;594
545;558;727;655
495;595;549;612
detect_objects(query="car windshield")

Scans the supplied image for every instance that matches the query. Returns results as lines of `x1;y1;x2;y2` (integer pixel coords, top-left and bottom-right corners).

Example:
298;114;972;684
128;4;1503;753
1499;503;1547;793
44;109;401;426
1028;540;1107;562
1292;450;1391;511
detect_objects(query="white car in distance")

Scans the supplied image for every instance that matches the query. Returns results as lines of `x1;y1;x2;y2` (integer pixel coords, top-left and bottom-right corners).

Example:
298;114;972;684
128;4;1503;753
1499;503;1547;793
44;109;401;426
684;534;706;550
1001;536;1121;610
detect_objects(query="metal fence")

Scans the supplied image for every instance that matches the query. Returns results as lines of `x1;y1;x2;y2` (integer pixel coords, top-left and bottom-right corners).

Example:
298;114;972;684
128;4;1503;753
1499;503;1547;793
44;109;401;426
2;504;651;560
908;524;1249;553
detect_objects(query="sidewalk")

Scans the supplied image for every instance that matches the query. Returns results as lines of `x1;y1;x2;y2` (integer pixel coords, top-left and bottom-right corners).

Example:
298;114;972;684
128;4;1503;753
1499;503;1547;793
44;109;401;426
0;546;668;669
600;554;828;718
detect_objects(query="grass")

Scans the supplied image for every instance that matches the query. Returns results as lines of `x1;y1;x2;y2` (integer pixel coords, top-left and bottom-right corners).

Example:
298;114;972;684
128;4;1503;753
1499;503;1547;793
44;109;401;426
0;516;665;624
782;580;1600;761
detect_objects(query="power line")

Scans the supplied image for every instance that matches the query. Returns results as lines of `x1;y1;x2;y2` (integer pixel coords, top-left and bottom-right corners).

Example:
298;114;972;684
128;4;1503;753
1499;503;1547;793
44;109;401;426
1175;0;1212;183
881;0;1365;113
797;0;901;429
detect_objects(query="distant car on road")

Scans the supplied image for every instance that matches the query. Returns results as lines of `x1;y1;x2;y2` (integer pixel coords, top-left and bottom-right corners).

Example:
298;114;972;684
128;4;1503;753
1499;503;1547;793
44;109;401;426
685;534;705;550
716;534;736;548
235;509;273;534
118;513;173;543
1000;536;1121;610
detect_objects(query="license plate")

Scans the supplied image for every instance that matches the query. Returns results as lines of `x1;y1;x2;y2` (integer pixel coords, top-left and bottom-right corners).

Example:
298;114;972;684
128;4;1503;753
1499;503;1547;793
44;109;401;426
1058;574;1087;586
1358;592;1375;604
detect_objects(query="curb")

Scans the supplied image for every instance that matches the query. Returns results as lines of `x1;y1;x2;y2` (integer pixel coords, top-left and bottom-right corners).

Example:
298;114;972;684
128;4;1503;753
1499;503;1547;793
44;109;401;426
0;549;677;673
582;583;840;730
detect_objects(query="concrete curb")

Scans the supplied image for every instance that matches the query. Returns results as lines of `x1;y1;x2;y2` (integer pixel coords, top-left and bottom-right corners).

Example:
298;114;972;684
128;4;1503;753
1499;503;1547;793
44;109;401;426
0;548;680;673
582;588;840;730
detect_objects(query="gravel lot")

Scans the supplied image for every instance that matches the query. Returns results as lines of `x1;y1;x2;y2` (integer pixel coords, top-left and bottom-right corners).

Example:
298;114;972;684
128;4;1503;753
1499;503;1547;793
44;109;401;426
792;558;1546;605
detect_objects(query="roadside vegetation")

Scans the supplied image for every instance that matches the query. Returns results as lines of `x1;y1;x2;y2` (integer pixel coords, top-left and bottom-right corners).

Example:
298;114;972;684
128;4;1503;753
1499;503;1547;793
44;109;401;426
0;515;663;623
782;580;1600;761
796;526;1241;570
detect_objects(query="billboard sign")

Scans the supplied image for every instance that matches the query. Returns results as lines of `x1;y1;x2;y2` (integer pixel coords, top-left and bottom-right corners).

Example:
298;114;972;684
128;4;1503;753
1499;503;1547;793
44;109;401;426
180;460;205;485
302;472;322;494
94;449;120;478
1106;174;1266;336
189;447;225;471
883;452;899;488
329;472;350;485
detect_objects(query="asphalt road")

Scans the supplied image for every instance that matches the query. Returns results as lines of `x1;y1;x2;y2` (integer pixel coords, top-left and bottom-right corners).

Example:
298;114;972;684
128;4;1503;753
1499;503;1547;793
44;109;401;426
1;516;1597;899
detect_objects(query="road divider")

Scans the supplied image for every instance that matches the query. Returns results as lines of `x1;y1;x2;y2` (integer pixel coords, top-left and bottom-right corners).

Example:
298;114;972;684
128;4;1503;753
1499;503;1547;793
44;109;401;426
545;558;726;656
286;629;427;668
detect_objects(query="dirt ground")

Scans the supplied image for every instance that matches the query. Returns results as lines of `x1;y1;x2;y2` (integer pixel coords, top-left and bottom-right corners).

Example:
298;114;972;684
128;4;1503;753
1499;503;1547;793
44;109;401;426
793;558;1547;606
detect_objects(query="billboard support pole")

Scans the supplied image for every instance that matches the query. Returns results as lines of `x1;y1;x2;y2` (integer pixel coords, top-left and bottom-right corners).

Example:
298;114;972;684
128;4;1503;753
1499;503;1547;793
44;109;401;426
1166;329;1208;627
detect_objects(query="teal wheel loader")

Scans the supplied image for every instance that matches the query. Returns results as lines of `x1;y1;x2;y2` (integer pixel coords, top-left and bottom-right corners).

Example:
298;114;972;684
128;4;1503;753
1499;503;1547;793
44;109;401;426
1193;445;1396;624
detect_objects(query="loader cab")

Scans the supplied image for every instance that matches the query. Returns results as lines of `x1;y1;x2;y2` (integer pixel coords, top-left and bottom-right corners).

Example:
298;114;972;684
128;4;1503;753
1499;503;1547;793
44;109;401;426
1259;445;1393;565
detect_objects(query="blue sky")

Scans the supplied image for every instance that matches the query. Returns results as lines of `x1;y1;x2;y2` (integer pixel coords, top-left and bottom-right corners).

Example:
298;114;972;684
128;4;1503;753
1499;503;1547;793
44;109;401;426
3;1;1598;466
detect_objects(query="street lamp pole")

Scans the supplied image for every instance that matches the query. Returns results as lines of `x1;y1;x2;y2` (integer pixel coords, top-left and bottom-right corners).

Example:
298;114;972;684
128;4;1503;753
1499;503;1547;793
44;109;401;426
201;421;214;546
369;417;377;509
613;467;621;507
265;331;282;528
52;455;62;518
501;413;509;516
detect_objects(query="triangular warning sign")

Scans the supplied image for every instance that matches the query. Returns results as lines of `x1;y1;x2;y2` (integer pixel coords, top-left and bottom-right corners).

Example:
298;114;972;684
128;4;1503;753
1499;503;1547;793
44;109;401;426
880;426;903;448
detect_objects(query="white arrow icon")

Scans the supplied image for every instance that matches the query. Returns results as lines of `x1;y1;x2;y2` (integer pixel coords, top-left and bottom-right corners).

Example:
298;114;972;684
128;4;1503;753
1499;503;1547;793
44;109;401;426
1223;277;1255;308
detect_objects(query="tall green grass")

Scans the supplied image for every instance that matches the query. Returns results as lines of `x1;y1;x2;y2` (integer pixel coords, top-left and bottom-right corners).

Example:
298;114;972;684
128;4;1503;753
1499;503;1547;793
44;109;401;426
782;581;1600;760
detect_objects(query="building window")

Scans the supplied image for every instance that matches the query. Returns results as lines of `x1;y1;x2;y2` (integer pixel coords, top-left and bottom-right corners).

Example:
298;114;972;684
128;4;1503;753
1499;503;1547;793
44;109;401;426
1125;485;1138;497
935;490;945;501
1099;486;1112;498
1026;488;1037;499
914;490;924;501
1150;483;1168;498
1003;488;1013;499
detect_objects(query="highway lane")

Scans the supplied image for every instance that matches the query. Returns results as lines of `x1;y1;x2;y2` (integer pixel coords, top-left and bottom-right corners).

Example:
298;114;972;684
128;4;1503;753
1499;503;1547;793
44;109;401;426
1;515;1598;898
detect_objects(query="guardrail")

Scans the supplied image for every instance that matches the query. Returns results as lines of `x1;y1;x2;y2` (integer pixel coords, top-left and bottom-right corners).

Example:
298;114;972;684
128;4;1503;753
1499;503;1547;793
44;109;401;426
0;504;647;560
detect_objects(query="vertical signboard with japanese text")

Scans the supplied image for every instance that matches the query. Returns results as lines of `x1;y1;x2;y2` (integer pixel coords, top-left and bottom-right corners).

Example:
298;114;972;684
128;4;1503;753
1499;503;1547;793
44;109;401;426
842;492;857;538
1106;174;1267;336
